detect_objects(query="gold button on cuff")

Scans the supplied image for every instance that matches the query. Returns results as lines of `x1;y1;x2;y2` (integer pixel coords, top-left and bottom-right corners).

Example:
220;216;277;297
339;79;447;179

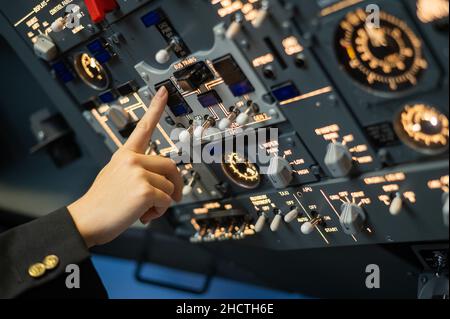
43;255;60;270
28;263;46;278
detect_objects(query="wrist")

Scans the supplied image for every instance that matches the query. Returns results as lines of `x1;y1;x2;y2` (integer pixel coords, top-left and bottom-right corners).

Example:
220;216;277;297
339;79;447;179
68;198;96;249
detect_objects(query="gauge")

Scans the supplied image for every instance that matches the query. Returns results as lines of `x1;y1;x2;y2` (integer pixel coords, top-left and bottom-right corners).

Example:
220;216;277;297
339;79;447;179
222;152;261;189
73;53;110;90
335;9;428;93
394;104;449;155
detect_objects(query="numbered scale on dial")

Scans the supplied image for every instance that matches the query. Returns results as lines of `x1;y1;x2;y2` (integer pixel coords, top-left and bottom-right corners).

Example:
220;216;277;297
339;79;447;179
335;9;428;93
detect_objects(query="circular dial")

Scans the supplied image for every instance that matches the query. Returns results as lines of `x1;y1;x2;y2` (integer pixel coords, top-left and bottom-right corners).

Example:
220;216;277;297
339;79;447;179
335;9;428;93
73;53;110;90
222;152;261;189
394;104;449;155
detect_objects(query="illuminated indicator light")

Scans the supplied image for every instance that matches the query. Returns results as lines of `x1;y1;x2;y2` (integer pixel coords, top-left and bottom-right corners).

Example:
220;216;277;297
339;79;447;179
271;82;300;102
229;80;255;97
417;0;449;23
252;53;274;67
383;184;400;192
141;10;162;27
404;191;417;203
316;124;340;136
197;90;223;108
321;0;363;16
282;36;304;56
98;91;116;104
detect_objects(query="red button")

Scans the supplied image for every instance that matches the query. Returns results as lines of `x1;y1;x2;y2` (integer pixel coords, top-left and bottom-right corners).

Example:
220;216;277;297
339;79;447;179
84;0;119;23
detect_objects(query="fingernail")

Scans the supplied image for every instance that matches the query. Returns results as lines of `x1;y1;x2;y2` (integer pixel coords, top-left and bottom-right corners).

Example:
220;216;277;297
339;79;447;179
156;86;167;98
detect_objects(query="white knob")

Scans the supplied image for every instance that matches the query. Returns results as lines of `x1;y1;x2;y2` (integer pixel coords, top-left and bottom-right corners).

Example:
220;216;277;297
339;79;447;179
226;20;242;39
33;34;58;62
182;185;193;196
389;193;403;216
236;112;250;126
155;49;171;64
218;118;232;130
270;214;282;232
179;129;192;144
284;208;299;223
194;126;205;139
340;203;366;235
267;156;294;189
324;142;353;178
254;214;267;233
301;221;315;235
51;17;66;33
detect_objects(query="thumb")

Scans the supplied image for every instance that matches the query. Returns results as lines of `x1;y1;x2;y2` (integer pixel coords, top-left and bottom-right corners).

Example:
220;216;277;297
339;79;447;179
124;86;168;153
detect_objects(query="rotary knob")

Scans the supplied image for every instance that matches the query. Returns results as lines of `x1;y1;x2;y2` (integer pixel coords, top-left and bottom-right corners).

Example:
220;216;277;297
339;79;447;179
339;202;366;235
324;142;353;178
267;156;294;189
107;105;131;131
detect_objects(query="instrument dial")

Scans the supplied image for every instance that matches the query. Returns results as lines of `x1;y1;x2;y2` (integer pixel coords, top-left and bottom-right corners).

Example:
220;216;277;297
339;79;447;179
394;104;449;155
335;9;428;93
73;53;110;90
222;152;261;189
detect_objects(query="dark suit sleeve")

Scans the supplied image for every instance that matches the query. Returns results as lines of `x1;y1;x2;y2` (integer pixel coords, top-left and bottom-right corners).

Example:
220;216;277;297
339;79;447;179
0;208;107;299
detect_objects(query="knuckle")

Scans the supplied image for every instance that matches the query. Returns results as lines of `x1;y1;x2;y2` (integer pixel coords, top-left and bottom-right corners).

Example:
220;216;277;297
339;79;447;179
124;153;139;166
140;185;154;198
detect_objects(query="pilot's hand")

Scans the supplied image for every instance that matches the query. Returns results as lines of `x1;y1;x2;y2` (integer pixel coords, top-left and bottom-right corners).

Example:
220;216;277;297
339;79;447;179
68;86;183;248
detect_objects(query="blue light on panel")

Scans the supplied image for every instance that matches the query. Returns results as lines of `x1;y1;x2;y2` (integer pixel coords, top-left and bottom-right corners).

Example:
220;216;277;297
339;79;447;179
141;10;162;27
197;90;222;108
229;79;255;97
52;61;74;83
271;81;300;102
169;103;193;117
99;91;116;104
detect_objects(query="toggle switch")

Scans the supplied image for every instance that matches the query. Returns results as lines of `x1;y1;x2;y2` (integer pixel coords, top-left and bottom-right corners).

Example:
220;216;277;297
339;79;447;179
218;107;240;130
179;126;194;144
254;213;268;233
236;101;259;126
252;0;269;28
226;13;244;39
155;37;181;64
389;193;403;216
194;117;216;139
182;171;199;197
284;207;300;223
50;17;66;33
270;209;283;232
301;216;322;235
84;0;119;24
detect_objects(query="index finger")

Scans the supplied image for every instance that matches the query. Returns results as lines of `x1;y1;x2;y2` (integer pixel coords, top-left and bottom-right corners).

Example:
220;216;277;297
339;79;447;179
124;86;168;153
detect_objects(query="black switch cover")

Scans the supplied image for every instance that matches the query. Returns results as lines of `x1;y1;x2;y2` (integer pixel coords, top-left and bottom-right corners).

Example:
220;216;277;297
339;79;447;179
174;61;215;91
